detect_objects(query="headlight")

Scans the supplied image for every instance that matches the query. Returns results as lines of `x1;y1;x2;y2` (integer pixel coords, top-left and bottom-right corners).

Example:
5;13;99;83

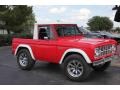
111;44;116;53
95;48;101;57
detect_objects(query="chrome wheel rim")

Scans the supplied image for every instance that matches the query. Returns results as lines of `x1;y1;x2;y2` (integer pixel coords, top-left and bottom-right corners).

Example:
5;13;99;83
19;53;28;67
67;60;83;78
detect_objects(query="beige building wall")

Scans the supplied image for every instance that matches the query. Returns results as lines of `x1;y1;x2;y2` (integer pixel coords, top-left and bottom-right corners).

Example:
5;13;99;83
0;30;7;34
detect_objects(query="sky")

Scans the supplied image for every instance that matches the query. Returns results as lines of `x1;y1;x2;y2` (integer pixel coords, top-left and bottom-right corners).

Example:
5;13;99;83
33;5;120;27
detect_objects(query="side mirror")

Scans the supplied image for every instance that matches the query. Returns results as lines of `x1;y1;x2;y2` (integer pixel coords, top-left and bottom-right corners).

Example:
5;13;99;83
44;36;49;40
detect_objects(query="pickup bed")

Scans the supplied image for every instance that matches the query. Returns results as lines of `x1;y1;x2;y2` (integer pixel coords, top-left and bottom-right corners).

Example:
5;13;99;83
12;24;117;81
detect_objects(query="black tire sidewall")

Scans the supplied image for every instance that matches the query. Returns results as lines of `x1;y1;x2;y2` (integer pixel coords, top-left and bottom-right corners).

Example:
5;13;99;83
17;49;35;70
63;54;91;81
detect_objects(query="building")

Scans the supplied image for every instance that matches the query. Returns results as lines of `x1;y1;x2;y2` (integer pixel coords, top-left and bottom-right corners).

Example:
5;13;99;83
0;29;7;34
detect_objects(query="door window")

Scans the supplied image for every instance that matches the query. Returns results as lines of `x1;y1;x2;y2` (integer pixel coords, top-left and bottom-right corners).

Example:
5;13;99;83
38;26;54;40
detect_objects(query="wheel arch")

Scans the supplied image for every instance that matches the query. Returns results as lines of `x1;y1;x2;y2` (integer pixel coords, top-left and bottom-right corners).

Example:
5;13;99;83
15;44;35;60
59;48;92;64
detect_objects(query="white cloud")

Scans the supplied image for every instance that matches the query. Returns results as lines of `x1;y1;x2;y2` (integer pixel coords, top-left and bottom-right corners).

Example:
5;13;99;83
110;11;116;21
34;7;91;26
109;11;120;27
49;7;67;14
36;17;59;24
58;8;91;26
73;8;91;20
61;8;91;22
36;18;52;23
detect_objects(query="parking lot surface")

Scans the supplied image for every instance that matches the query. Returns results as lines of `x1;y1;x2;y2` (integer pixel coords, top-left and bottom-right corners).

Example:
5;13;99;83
0;46;120;85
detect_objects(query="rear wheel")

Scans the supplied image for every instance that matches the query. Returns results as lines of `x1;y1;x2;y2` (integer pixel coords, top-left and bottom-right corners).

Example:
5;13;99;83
92;61;111;72
63;54;91;81
17;49;35;70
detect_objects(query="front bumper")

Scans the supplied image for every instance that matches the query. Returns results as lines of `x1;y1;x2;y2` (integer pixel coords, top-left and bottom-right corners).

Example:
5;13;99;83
92;55;117;66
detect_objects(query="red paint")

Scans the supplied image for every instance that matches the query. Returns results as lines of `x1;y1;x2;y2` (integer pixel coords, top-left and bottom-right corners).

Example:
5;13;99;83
12;24;117;64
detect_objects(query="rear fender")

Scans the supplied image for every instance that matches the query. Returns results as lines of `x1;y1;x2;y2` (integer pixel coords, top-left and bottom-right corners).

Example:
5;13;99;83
14;44;35;60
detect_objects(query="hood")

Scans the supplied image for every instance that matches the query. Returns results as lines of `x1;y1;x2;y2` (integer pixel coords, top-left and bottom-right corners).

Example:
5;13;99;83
76;38;111;45
58;36;115;47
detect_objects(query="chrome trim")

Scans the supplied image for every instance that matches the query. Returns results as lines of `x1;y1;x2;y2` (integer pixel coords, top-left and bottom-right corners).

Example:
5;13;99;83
95;44;115;58
93;55;115;66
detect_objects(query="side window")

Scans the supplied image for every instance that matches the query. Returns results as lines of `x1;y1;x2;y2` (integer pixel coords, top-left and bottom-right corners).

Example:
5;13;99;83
56;26;64;36
56;26;81;37
38;26;54;40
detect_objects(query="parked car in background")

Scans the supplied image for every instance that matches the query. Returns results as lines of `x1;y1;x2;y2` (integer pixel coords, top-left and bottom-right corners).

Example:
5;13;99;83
79;27;120;43
79;28;103;38
93;31;120;43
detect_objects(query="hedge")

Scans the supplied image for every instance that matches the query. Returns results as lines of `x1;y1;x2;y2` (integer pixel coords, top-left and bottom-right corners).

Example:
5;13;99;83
0;33;33;46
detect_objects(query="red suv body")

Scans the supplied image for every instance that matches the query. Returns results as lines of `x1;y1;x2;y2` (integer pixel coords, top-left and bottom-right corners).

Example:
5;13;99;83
12;24;117;81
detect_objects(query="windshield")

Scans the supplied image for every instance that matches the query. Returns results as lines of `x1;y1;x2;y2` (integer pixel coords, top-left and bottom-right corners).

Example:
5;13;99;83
79;28;91;34
56;25;81;37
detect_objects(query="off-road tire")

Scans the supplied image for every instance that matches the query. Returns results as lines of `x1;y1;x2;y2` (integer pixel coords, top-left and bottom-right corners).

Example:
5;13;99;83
63;54;91;81
17;49;35;70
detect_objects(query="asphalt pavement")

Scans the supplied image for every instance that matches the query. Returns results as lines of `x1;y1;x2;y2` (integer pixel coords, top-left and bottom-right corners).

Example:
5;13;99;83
0;46;120;85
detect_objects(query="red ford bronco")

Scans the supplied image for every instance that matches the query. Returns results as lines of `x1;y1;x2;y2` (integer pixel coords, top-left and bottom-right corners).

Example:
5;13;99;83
12;24;117;81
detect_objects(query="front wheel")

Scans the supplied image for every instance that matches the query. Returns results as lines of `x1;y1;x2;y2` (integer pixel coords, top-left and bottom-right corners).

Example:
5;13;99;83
17;49;35;70
63;54;91;81
92;61;111;72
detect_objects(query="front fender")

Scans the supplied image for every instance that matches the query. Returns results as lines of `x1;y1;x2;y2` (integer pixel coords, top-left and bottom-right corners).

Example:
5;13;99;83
59;48;92;64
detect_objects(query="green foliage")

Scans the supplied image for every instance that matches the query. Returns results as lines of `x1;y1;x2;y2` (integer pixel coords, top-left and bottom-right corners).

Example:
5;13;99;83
0;5;35;34
0;34;33;46
114;27;120;33
87;16;113;31
0;34;13;46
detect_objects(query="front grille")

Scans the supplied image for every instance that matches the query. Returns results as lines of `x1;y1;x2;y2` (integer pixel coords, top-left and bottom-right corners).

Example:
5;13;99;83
98;44;113;57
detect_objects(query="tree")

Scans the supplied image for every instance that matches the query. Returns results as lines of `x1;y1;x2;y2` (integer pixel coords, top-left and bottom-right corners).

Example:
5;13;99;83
0;6;8;32
12;12;35;33
0;5;35;34
87;16;113;31
114;27;120;33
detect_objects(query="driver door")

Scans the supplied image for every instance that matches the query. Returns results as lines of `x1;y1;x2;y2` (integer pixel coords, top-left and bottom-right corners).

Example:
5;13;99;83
35;25;57;63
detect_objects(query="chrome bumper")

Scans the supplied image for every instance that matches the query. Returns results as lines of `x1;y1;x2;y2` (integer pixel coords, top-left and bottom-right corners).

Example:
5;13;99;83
93;55;116;66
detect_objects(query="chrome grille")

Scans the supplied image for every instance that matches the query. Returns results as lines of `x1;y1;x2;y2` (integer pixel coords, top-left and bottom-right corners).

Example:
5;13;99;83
97;44;113;57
